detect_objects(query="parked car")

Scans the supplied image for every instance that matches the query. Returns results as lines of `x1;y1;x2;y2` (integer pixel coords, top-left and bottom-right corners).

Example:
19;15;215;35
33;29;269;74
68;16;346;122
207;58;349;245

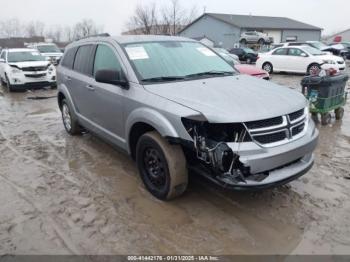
306;41;349;59
214;48;269;80
239;31;273;45
27;43;63;65
331;42;350;59
229;47;258;64
0;48;56;91
256;46;344;75
57;35;318;200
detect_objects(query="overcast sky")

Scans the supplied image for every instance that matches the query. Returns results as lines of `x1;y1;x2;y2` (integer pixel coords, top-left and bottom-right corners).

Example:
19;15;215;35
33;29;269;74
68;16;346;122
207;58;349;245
1;0;349;36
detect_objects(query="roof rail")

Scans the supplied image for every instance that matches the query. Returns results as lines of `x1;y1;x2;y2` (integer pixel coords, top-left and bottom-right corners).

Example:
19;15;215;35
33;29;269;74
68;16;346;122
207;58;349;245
79;33;110;40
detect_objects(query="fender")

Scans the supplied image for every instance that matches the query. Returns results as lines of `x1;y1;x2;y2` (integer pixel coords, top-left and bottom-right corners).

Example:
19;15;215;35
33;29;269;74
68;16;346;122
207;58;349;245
125;107;180;154
57;83;78;115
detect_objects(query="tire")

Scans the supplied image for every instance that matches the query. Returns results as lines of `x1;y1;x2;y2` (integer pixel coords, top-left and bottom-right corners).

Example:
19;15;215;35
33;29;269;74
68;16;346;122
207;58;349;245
307;63;321;75
136;131;188;200
5;75;14;92
258;38;265;45
240;39;247;45
61;99;81;135
335;107;344;120
262;62;273;74
311;112;318;123
321;113;331;125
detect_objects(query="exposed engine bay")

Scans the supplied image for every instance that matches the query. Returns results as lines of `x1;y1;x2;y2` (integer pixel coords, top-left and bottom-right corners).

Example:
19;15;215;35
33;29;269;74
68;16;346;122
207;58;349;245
181;119;252;183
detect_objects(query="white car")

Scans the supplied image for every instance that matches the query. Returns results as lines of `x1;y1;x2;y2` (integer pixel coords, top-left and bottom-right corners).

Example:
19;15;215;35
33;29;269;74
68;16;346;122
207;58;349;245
27;43;63;65
0;48;56;91
256;46;344;75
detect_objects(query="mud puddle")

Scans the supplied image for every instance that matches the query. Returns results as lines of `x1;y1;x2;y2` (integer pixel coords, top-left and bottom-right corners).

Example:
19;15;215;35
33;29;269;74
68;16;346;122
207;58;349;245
0;70;350;255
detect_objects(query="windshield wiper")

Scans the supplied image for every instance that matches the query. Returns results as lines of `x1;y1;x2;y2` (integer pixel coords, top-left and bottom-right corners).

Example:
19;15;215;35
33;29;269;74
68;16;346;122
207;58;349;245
185;70;234;79
141;76;185;82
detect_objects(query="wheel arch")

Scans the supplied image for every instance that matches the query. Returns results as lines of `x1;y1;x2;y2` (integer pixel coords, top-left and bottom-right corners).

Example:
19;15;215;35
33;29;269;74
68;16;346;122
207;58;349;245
126;108;180;159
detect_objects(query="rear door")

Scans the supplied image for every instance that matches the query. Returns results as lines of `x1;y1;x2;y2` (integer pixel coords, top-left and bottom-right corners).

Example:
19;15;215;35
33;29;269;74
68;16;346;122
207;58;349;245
69;44;96;120
270;48;288;71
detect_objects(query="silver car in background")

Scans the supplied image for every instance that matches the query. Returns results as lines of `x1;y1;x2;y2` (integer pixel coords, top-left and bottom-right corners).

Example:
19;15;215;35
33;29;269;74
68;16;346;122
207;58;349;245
57;35;318;200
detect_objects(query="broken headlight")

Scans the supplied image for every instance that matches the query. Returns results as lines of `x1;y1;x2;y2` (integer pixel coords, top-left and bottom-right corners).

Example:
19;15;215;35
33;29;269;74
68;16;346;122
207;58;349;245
181;118;251;173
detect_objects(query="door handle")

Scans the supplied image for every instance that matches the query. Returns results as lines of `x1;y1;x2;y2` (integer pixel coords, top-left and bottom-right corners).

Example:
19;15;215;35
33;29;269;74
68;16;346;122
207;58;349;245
85;85;95;91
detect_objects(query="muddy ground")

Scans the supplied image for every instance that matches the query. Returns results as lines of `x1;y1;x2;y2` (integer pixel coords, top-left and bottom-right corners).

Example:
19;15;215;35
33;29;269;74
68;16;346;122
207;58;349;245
0;67;350;255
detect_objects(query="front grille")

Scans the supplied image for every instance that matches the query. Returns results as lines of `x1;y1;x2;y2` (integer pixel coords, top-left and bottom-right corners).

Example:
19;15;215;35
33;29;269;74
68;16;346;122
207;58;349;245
22;66;48;72
289;109;304;122
245;116;283;130
254;131;287;144
25;73;47;78
245;107;307;147
292;123;305;136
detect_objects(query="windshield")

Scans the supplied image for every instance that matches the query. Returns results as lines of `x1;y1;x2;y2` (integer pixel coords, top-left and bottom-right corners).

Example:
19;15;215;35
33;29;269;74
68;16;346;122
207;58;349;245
37;44;61;53
302;46;324;56
7;51;46;62
123;41;235;82
309;42;327;50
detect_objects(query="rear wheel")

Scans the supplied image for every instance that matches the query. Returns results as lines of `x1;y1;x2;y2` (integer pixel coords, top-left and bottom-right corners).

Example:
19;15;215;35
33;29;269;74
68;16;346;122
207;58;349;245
240;39;247;45
321;113;331;125
262;62;273;73
136;131;188;200
335;107;344;120
61;99;81;135
307;63;321;75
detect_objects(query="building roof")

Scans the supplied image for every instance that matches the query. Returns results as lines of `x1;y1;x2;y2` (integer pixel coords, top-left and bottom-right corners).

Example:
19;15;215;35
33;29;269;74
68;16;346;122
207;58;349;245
180;13;322;33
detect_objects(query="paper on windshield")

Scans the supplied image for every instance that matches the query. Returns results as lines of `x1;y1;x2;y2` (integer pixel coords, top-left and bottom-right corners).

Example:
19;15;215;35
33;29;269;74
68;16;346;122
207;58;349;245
125;46;149;60
196;47;216;57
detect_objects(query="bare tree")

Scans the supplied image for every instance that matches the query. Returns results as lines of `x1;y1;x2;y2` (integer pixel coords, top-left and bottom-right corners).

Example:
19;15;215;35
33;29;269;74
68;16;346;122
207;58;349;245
126;3;158;34
125;0;198;35
72;19;103;40
0;18;22;38
25;20;45;37
45;25;63;42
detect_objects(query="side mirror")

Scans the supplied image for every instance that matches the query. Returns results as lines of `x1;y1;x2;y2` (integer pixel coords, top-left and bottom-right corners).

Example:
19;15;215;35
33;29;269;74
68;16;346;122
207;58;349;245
300;53;308;57
0;58;5;63
95;69;129;89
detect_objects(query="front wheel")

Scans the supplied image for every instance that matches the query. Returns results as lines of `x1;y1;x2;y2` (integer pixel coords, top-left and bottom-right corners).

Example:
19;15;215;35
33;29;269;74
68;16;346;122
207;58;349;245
136;131;188;200
258;38;265;45
262;62;273;74
321;113;331;125
307;63;321;75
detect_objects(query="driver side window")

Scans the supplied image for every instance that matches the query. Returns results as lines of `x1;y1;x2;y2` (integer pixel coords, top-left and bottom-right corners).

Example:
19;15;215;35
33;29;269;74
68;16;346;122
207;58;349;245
93;45;122;76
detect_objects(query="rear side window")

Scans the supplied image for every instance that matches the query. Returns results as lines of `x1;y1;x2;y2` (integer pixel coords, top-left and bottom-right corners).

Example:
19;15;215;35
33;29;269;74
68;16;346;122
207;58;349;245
61;47;77;69
272;48;288;55
73;45;96;76
93;45;122;76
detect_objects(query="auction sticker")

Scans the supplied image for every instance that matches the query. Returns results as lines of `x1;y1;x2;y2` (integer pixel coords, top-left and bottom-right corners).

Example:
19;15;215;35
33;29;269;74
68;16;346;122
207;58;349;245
196;47;216;57
125;46;149;60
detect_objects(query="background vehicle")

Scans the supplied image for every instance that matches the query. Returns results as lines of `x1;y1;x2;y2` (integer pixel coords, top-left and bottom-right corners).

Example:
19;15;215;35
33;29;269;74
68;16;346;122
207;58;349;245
27;43;63;65
239;31;273;45
214;48;269;79
257;46;344;75
306;41;349;59
229;47;258;64
57;35;318;200
0;48;56;91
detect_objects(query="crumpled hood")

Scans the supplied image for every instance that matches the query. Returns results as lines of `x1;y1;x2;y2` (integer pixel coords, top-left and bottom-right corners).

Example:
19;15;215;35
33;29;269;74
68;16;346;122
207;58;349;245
144;75;307;123
9;61;50;68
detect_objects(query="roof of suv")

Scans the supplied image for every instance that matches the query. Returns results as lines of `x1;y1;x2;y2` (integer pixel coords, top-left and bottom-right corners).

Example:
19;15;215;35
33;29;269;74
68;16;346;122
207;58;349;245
72;35;195;46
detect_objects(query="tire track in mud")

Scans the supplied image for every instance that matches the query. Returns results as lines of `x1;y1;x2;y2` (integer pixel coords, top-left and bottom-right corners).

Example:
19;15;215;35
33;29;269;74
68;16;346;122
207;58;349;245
0;175;80;254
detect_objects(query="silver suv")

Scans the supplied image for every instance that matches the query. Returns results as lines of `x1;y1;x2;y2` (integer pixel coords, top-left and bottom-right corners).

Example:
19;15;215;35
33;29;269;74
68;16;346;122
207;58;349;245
240;31;274;45
57;35;318;200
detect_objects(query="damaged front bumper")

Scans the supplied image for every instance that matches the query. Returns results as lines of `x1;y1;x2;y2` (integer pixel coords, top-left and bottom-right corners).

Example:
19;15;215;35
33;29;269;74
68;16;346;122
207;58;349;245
181;117;318;190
